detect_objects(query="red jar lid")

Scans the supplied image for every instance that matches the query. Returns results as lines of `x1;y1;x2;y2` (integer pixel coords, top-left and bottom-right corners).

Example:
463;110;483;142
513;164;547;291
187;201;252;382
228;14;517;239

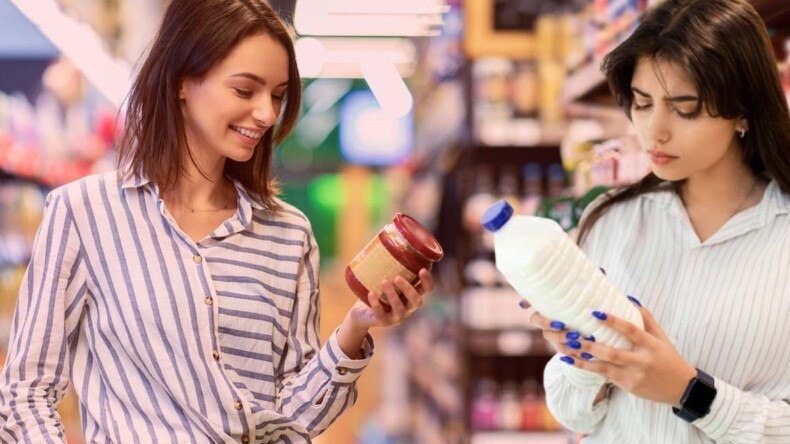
392;213;444;261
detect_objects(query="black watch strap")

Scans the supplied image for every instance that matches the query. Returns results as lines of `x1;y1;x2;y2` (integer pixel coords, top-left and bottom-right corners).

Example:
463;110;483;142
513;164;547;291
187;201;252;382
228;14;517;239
672;368;717;423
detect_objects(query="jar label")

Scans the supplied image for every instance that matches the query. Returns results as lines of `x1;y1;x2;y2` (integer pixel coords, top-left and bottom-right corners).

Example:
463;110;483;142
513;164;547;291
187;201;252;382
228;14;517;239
350;237;417;300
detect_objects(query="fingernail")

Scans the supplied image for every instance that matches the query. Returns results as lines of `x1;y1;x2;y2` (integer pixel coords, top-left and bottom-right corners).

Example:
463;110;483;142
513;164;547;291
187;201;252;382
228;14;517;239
584;335;596;342
566;340;582;350
549;320;566;330
627;295;642;307
518;300;528;309
560;356;575;365
565;331;580;340
581;352;593;360
592;311;607;320
599;267;606;275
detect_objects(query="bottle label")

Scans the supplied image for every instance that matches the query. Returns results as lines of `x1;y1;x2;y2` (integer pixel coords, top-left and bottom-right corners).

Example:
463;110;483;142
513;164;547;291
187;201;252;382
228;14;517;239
349;237;416;302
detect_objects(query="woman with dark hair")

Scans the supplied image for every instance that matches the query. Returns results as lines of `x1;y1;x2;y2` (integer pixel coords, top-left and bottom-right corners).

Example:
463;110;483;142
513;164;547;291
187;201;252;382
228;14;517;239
0;0;432;442
526;0;790;442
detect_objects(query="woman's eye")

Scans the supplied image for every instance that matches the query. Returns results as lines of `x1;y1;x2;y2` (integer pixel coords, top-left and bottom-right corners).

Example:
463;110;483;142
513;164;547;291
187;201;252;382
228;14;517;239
233;88;253;99
676;109;698;120
633;103;651;111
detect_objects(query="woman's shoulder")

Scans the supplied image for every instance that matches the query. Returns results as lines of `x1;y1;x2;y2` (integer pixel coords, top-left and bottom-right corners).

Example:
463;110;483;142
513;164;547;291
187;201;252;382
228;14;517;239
46;171;121;208
582;185;673;220
251;196;314;234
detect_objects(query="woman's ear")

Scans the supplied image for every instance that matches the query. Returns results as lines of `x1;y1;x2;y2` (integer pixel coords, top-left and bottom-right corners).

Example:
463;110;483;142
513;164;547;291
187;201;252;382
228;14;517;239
736;117;749;133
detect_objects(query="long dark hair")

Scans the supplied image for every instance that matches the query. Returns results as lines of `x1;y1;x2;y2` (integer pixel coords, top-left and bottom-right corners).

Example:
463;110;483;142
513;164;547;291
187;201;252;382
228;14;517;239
117;0;302;211
578;0;790;245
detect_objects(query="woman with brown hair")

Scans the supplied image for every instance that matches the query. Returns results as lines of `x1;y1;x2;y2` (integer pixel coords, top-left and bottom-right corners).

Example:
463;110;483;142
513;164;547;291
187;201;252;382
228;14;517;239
527;0;790;442
0;0;432;442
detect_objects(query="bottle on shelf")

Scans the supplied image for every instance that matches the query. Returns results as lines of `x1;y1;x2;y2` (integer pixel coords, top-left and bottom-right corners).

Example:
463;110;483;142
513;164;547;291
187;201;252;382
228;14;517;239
783;38;790;107
497;165;522;215
470;378;500;431
520;379;544;431
520;162;544;216
498;381;523;431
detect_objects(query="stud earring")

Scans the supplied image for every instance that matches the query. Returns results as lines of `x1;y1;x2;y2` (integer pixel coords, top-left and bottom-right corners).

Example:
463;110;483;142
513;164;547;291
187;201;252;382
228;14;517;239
738;129;746;138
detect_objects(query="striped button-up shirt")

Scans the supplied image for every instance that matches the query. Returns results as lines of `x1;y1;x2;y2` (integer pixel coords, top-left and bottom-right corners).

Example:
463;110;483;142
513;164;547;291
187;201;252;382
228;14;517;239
545;180;790;443
0;171;373;443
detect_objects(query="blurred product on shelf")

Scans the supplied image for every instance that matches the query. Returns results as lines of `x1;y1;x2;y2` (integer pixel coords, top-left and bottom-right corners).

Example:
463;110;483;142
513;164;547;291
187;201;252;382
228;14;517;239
470;378;563;433
0;57;117;185
783;38;790;106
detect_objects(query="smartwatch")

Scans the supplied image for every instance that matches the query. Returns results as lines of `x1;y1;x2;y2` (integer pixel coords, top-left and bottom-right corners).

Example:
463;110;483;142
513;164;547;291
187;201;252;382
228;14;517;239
672;368;717;422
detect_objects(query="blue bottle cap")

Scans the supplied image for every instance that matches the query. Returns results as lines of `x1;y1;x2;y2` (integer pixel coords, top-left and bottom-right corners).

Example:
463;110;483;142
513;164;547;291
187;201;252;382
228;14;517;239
481;199;514;232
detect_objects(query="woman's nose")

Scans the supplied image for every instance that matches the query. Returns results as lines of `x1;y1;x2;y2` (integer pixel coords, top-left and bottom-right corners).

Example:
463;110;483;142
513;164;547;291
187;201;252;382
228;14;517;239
646;111;671;144
251;97;277;128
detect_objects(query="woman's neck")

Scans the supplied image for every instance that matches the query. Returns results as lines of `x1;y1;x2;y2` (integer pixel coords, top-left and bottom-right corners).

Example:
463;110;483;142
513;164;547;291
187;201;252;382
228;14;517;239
681;165;763;215
166;157;234;212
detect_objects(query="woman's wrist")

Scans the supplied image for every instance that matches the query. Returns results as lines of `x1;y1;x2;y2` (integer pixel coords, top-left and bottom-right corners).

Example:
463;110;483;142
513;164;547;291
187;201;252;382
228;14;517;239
337;315;370;359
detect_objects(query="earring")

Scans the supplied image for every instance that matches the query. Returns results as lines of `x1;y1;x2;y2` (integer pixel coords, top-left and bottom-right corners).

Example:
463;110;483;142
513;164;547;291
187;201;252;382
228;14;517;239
738;129;746;138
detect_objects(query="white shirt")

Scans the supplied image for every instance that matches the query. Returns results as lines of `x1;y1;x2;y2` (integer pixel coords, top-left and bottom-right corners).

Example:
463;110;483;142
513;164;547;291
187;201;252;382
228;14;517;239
0;171;373;443
544;180;790;443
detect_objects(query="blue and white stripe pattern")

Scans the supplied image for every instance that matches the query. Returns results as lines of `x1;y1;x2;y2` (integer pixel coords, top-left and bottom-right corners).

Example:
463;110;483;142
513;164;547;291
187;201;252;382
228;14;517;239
0;171;373;443
545;180;790;443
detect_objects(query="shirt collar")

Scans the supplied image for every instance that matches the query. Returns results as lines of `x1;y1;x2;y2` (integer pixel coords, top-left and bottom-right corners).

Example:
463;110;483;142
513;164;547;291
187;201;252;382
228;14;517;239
119;170;266;212
642;178;790;247
119;171;151;190
642;179;790;217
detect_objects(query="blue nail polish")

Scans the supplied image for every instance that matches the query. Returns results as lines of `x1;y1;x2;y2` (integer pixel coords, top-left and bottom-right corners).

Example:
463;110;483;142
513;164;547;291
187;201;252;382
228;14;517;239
581;352;593;360
566;340;582;350
584;335;596;342
592;311;607;320
599;267;606;275
560;356;575;365
549;320;566;330
565;331;580;340
627;295;642;307
518;300;528;309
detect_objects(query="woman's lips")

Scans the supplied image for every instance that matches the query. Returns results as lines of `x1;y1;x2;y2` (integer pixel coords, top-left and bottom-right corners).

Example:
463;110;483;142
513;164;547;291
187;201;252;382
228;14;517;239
649;151;678;165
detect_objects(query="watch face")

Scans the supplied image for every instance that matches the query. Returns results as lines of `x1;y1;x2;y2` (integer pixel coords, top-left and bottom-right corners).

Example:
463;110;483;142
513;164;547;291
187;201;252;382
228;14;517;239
684;377;717;417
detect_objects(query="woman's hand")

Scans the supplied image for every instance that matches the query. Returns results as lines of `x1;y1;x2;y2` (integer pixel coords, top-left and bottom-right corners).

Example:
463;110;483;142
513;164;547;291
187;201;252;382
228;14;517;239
347;269;434;330
337;270;434;359
557;299;696;407
524;303;594;353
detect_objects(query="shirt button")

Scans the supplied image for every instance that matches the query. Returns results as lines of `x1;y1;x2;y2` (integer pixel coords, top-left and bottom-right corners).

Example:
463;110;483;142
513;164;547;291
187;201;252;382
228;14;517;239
337;367;348;376
234;400;243;410
193;255;202;264
212;350;220;361
241;435;250;443
204;297;213;305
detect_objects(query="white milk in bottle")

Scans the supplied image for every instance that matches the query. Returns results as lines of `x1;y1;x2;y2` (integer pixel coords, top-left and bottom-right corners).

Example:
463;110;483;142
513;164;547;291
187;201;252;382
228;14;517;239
481;200;643;384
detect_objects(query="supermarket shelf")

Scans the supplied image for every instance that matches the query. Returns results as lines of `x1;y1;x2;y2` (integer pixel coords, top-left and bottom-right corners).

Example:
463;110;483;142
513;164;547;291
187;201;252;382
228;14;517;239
561;59;609;106
563;1;790;106
464;328;554;357
471;431;574;444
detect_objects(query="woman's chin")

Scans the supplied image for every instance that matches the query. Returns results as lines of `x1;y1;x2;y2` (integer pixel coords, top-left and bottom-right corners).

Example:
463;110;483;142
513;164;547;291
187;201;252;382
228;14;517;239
225;149;256;164
651;166;687;182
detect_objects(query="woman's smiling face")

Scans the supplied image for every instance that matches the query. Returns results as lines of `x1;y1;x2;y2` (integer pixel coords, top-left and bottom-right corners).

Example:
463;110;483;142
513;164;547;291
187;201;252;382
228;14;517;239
179;32;290;164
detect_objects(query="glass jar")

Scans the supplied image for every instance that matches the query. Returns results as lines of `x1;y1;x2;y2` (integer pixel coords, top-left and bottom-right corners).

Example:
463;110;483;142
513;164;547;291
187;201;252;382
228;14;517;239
345;213;443;309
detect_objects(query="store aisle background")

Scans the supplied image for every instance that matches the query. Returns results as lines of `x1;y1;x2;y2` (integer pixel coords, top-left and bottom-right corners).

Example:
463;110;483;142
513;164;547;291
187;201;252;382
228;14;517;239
2;0;790;443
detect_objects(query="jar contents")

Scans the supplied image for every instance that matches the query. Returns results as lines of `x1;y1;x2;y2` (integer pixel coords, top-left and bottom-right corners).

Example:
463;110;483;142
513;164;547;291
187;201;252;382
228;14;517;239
345;213;443;309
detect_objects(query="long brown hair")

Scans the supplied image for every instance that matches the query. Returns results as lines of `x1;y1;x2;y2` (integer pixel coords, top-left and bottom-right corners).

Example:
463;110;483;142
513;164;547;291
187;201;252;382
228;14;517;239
578;0;790;245
117;0;302;211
